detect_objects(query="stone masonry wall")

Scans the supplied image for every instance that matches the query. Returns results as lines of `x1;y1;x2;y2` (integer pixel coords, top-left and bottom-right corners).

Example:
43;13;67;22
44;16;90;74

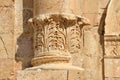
0;0;14;79
0;0;120;80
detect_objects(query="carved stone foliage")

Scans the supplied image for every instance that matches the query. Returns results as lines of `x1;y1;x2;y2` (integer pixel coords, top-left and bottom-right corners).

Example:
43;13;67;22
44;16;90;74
69;22;82;53
104;35;120;57
33;17;67;54
29;14;88;66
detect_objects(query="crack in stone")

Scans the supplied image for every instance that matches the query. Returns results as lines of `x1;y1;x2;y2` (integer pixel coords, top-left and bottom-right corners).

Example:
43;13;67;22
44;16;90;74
0;36;9;58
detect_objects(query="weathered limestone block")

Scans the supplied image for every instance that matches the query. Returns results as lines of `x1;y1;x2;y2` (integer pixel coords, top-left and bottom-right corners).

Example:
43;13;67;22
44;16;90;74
0;0;14;79
99;0;110;14
0;58;14;79
105;0;120;34
0;8;14;29
14;1;23;75
82;27;103;80
69;27;103;80
82;14;98;27
0;0;14;7
104;0;120;79
34;0;81;16
0;8;14;59
17;70;67;80
0;34;14;58
79;0;101;27
68;70;83;80
14;0;23;36
80;0;99;14
100;0;110;9
105;59;120;77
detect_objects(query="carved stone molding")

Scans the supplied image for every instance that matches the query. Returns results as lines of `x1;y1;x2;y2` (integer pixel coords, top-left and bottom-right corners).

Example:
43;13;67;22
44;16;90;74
104;35;120;57
29;13;88;67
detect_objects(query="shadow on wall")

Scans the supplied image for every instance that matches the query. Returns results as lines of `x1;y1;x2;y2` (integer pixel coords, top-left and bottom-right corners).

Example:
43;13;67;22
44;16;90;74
15;0;34;69
98;1;110;80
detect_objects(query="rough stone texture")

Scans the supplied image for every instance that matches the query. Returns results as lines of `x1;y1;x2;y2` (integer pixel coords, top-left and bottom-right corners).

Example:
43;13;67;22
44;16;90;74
0;0;120;80
17;70;68;80
70;27;103;80
82;14;99;27
99;0;110;14
34;0;82;16
105;0;120;35
14;1;24;78
68;70;83;80
80;0;99;13
0;0;14;7
105;78;120;80
0;0;14;79
0;7;14;59
0;58;14;79
105;59;120;77
104;1;120;80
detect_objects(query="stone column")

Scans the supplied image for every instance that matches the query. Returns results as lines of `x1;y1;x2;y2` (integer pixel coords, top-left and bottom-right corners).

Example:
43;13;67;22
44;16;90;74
29;0;88;70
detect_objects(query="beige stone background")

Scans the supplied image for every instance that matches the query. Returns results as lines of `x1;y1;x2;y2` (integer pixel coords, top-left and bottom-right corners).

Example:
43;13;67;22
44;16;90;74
0;0;120;80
